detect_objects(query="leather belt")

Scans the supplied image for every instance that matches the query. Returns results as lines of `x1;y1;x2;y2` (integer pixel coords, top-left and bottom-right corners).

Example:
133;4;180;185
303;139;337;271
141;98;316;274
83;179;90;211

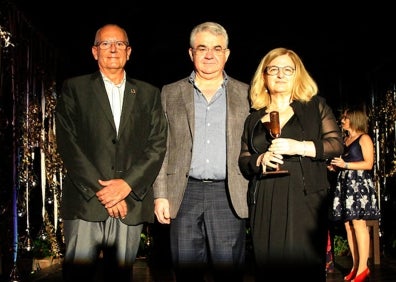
188;177;225;183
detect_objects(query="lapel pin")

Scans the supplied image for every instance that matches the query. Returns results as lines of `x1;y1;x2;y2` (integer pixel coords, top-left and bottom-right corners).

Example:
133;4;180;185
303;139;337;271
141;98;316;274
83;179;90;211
130;89;136;95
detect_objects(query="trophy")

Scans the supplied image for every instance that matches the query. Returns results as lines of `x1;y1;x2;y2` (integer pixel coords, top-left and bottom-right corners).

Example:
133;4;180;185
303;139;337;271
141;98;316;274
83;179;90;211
263;111;289;175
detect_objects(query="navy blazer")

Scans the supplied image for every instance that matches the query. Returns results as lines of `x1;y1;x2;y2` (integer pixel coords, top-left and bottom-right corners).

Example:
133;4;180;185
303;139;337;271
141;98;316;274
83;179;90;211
56;71;167;225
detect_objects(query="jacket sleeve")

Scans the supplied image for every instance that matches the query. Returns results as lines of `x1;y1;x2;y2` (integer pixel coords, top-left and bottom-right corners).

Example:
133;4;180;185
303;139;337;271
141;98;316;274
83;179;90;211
314;97;344;160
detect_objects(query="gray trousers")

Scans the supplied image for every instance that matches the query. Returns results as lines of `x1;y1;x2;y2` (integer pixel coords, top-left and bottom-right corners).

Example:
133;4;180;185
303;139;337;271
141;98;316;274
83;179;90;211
62;217;143;282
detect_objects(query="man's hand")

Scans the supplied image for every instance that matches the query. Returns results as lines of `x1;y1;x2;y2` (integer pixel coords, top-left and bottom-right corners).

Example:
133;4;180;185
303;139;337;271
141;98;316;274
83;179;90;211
96;179;131;208
106;200;128;219
154;198;171;224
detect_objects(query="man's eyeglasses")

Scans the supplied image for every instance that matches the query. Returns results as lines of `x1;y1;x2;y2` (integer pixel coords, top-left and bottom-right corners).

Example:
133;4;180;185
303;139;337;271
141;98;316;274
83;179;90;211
265;66;295;76
192;46;228;56
95;41;129;50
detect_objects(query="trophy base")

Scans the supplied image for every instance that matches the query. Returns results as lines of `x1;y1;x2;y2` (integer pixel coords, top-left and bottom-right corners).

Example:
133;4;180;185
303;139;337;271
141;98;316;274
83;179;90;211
262;169;289;176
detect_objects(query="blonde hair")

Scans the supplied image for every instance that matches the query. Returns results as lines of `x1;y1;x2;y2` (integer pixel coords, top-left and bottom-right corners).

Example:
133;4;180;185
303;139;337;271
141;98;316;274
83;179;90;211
249;47;318;110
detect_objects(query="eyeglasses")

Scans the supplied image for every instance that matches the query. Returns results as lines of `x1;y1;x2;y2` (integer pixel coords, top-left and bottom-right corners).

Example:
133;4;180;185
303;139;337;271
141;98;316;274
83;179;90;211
192;46;228;56
265;66;295;76
95;41;129;50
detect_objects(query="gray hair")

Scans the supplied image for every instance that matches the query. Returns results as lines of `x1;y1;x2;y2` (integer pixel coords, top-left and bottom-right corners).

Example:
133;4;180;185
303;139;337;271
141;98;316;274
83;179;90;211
189;22;229;48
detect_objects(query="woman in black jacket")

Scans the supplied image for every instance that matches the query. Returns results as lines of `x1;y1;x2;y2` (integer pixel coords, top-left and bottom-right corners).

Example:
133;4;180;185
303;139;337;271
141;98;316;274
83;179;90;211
239;47;343;281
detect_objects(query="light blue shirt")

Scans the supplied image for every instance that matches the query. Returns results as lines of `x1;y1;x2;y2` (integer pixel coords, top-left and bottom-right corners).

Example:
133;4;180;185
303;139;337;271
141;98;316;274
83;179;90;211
188;71;227;180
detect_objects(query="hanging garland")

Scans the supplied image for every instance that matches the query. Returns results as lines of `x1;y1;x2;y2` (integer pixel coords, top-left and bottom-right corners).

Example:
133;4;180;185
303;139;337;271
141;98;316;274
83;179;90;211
1;5;65;280
372;88;396;179
17;81;65;259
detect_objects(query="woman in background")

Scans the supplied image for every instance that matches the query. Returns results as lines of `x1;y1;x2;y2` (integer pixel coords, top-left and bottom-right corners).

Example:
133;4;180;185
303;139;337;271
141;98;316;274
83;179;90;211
330;106;381;282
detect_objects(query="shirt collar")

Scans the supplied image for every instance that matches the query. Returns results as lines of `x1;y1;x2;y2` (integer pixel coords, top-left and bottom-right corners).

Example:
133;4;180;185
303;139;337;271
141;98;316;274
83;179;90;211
188;70;229;87
101;71;126;87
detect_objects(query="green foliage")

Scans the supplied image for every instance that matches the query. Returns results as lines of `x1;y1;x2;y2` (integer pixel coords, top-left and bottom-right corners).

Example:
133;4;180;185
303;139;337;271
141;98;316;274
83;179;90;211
137;227;152;258
333;235;350;256
32;238;55;259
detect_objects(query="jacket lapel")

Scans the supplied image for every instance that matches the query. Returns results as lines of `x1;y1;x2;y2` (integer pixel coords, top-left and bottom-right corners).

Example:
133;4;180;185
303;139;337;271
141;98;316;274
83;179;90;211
118;80;137;135
92;74;116;131
180;81;195;137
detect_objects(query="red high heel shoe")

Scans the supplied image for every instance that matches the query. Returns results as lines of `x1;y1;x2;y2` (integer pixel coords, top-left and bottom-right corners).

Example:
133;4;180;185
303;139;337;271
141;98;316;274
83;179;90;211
344;269;357;281
352;268;370;282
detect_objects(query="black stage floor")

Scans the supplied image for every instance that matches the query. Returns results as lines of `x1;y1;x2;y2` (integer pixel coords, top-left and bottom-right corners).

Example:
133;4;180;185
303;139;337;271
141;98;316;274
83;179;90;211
1;255;396;282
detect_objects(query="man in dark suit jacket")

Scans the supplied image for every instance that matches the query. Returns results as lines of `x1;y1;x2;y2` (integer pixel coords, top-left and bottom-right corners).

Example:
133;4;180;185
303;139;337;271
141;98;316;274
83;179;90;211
153;22;250;282
55;24;167;282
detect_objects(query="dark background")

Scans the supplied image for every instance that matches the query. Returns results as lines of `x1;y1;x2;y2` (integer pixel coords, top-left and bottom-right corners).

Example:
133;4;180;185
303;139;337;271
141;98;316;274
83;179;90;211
1;1;396;279
9;0;396;110
10;0;395;254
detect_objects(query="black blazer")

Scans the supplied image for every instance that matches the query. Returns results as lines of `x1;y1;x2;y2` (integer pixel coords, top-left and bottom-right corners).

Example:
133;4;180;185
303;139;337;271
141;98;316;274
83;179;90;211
239;95;343;194
56;71;167;225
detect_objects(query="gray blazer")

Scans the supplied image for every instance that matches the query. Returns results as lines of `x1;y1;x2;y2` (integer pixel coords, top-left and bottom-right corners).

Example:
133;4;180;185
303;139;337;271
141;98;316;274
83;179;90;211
56;71;167;225
153;76;250;219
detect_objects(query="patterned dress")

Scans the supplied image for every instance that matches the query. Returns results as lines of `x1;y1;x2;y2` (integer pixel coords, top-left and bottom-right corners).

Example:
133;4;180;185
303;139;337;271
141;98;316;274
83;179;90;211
331;135;381;221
